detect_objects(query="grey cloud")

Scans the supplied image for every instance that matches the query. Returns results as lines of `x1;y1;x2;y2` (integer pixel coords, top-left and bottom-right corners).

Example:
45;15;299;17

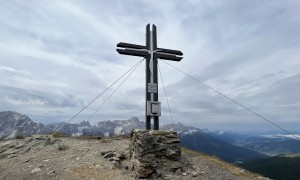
238;74;300;121
257;74;300;103
178;0;300;81
158;70;300;131
0;86;84;108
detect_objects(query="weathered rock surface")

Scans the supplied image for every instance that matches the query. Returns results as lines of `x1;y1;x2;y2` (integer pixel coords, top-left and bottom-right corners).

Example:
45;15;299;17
0;135;60;159
0;111;45;140
0;136;132;180
129;129;182;178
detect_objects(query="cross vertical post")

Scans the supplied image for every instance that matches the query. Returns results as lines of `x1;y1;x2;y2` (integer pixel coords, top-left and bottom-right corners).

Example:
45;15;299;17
116;24;183;130
145;24;151;130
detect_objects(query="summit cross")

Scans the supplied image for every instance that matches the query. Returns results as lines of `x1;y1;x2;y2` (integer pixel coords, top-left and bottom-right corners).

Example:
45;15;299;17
116;24;183;130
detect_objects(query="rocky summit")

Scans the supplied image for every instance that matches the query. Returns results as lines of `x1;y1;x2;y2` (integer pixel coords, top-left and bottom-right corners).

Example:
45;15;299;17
0;133;268;180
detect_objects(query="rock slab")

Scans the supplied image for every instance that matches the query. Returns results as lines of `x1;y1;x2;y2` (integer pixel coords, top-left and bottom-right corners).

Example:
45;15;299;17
129;129;182;178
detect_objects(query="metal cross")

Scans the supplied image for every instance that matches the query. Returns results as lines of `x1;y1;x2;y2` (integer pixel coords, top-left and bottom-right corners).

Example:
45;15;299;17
116;24;183;130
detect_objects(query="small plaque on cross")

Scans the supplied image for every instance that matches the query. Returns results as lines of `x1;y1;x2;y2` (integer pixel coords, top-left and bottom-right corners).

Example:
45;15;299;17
148;83;157;93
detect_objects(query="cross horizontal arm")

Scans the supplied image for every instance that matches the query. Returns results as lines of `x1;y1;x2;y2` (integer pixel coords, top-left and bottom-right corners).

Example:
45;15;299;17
156;53;183;61
157;48;183;56
117;42;146;50
116;48;148;57
155;48;183;61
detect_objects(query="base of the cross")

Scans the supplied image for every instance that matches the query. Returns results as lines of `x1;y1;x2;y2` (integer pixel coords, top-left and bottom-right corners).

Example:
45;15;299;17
146;117;151;130
154;117;159;130
146;117;159;130
129;129;182;178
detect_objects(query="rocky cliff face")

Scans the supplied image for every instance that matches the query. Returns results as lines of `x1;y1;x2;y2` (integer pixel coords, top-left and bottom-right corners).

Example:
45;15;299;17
0;111;44;139
0;111;147;139
93;117;145;137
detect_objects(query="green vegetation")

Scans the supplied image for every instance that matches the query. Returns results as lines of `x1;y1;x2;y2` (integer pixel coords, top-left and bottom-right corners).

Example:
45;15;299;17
240;155;300;180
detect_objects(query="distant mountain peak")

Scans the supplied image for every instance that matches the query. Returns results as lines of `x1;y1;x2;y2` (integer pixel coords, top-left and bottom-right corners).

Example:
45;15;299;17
79;120;91;127
0;111;43;139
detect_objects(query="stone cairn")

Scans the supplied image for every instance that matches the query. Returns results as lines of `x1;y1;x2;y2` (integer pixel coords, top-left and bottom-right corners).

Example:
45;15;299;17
129;129;182;179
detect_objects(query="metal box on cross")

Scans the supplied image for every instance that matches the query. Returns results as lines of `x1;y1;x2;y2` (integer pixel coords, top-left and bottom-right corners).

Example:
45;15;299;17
116;24;183;130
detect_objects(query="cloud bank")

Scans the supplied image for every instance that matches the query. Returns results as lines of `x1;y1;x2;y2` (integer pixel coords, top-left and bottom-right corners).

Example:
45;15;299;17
0;0;300;132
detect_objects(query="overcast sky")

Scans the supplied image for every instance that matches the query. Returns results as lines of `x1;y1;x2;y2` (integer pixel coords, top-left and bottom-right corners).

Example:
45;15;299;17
0;0;300;132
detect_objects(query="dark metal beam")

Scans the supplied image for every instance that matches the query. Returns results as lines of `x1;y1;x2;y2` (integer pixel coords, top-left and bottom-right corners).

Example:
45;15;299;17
157;48;183;56
116;49;148;57
145;24;151;130
117;42;146;50
156;53;183;61
116;24;183;131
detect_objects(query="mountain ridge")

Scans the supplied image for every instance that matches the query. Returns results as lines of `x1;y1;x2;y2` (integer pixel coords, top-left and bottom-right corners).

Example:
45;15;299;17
0;110;269;164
